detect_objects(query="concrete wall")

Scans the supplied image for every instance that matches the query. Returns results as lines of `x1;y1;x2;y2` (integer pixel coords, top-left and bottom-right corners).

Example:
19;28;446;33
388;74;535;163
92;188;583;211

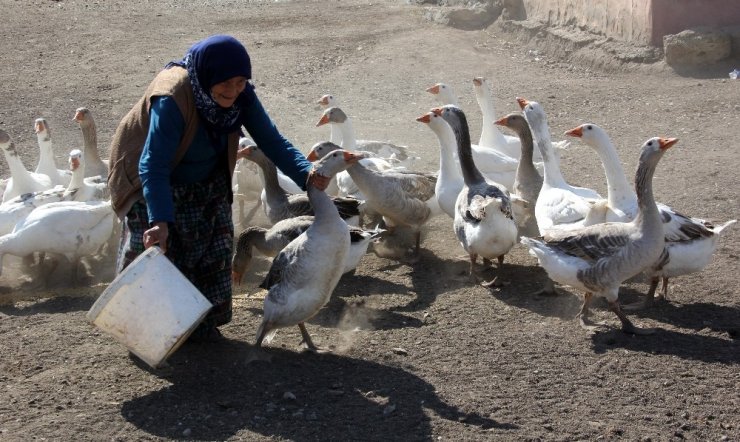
520;0;740;46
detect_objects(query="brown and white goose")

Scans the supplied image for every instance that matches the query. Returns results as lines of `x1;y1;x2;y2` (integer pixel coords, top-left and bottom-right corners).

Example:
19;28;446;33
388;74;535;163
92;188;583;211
307;141;437;255
521;136;678;335
240;144;361;226
432;105;519;285
73;107;109;180
255;150;360;351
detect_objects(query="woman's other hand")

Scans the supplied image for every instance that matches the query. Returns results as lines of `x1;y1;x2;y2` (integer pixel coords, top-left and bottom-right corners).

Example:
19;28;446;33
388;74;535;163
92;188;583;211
307;169;330;191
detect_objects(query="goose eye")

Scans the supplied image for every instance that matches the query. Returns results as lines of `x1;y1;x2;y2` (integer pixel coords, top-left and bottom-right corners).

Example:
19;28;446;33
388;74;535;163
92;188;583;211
647;141;654;146
586;125;592;130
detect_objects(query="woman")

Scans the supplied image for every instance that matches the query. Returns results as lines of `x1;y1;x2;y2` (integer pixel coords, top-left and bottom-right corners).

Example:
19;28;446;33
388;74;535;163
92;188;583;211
108;35;327;342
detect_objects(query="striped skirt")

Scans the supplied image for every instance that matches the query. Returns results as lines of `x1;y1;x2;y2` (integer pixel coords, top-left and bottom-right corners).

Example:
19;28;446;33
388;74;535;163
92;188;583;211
116;171;234;330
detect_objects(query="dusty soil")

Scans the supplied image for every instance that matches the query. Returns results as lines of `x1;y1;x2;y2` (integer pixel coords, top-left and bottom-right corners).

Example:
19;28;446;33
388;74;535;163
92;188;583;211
1;1;739;440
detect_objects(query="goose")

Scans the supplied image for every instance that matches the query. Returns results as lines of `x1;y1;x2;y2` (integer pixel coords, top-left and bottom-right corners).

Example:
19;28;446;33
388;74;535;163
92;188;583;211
315;106;418;169
307;141;437;256
432;105;519;285
255;150;360;351
494;112;543;237
472;77;532;161
64;149;109;202
33;118;72;187
519;98;602;233
426;82;459;106
73;107;109;180
0;129;54;203
0;200;115;283
232;216;384;285
318;93;343;145
240;144;361;226
521;136;678;335
565;123;737;306
233;137;265;226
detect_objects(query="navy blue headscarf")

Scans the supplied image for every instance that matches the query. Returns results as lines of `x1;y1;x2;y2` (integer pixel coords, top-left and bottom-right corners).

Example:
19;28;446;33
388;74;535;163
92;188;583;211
167;35;256;134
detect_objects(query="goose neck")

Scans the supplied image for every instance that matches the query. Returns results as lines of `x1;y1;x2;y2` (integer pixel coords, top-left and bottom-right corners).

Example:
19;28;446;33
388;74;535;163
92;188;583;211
338;119;357;151
255;159;289;204
82;123;101;161
307;185;336;222
592;137;635;208
632;157;661;230
451;122;485;185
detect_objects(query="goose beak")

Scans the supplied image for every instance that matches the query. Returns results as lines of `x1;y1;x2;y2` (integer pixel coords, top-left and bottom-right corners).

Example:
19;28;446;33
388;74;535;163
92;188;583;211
516;97;529;110
416;113;431;123
315;114;330;127
564;126;583;137
71;157;80;170
344;151;362;163
318;96;329;105
34;121;43;133
73;110;83;122
493;116;508;127
426;84;440;94
306;151;319;162
430;107;443;116
658;137;678;150
473;77;483;86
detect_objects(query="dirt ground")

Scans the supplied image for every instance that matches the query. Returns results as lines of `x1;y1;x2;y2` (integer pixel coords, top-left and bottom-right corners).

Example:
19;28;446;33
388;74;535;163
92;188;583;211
1;1;739;440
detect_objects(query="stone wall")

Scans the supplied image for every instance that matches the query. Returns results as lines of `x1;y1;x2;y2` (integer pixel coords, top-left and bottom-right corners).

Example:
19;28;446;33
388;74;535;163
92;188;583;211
520;0;740;47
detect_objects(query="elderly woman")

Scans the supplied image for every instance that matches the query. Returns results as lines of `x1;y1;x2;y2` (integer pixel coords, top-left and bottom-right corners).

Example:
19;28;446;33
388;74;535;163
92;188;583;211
108;35;326;343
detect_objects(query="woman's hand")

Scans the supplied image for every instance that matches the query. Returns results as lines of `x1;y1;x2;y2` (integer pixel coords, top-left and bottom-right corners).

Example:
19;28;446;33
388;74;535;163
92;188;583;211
143;221;169;253
307;169;330;191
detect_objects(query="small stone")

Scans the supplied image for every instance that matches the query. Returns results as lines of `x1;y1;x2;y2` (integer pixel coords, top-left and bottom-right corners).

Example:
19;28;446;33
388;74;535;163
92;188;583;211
182;428;192;437
543;424;554;431
283;392;296;401
383;404;396;416
392;348;408;356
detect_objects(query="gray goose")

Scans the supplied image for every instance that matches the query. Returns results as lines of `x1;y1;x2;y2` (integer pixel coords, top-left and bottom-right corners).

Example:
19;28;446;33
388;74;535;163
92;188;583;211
73;108;109;180
307;141;437;255
521;136;678;335
494;112;543;238
255;150;361;351
240;145;361;226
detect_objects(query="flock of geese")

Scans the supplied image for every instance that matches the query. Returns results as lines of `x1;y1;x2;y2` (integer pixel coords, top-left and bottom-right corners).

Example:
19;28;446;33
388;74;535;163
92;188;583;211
0;77;735;350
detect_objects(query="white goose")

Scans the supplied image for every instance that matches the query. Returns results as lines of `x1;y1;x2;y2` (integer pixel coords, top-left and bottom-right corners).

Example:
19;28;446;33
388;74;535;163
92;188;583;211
519;98;602;233
0;200;115;283
433;105;519;285
33;118;72;187
521;136;677;335
318;93;343;145
426;82;459;106
307;141;437;255
73;107;109;180
255;150;360;351
233;137;265;226
472;77;531;161
0;129;53;203
565;123;737;306
63;150;109;202
232;215;384;285
240;144;361;226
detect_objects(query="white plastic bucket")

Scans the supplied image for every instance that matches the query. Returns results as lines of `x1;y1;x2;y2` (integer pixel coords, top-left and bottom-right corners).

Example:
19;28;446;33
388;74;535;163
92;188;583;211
87;247;213;368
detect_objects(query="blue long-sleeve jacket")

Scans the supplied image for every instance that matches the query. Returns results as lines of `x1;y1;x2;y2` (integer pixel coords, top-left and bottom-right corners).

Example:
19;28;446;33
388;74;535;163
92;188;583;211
139;94;312;223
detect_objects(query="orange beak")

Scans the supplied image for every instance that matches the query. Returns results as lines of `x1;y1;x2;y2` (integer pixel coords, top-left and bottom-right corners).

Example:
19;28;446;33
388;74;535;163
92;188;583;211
318;96;329;105
426;84;440;94
416;113;431;123
658;137;678;150
343;151;361;163
316;114;330;127
306;151;319;162
564;126;583;137
493;116;508;127
73;110;83;122
430;107;443;116
71;158;80;170
516;97;529;110
34;121;43;133
472;77;482;86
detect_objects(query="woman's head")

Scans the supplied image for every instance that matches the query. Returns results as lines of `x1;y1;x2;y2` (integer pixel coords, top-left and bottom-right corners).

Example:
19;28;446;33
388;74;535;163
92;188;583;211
170;34;256;133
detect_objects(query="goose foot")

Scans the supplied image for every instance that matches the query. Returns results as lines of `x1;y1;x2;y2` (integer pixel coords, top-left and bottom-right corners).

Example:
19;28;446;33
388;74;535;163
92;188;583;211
481;276;503;288
623;277;659;311
529;278;561;297
298;323;329;353
578;315;607;332
610;301;656;335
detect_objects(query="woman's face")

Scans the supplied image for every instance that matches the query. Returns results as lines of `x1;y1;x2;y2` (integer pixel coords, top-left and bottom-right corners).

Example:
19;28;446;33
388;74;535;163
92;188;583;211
210;76;248;108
